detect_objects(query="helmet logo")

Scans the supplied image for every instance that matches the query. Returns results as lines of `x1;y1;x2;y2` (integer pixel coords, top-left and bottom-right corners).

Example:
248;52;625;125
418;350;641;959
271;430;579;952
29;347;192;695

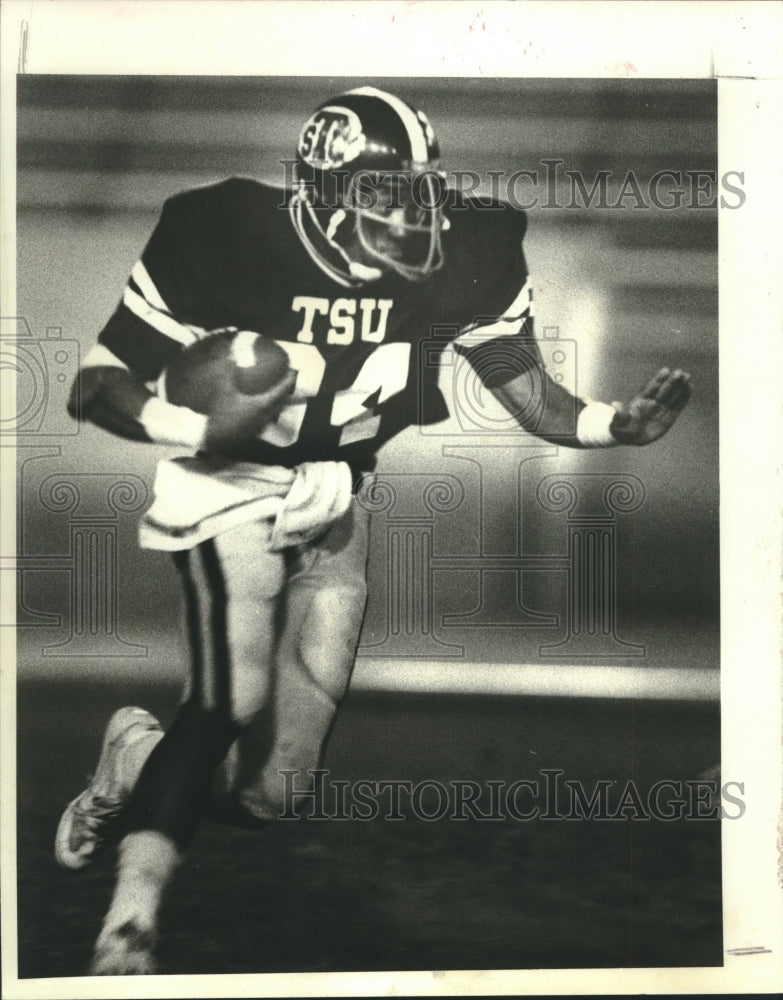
298;106;366;170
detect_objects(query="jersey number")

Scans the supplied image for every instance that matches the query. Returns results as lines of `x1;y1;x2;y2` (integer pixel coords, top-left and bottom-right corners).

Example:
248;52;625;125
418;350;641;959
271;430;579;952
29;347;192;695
260;341;412;448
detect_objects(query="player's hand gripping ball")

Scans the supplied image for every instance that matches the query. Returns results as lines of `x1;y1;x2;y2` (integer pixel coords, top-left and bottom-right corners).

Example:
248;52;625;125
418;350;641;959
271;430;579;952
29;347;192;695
164;330;293;413
164;330;296;455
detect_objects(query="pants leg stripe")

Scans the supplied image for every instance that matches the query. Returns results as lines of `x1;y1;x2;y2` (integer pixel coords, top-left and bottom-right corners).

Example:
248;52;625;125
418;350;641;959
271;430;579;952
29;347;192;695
174;542;233;719
197;540;232;721
123;541;238;846
172;549;204;706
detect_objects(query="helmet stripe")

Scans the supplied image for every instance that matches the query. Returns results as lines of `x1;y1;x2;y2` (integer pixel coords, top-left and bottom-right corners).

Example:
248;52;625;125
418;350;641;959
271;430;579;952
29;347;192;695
348;86;430;163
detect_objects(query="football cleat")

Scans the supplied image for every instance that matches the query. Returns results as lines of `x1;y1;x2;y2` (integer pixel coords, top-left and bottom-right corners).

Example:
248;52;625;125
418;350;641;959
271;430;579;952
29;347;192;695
291;86;447;285
55;706;163;871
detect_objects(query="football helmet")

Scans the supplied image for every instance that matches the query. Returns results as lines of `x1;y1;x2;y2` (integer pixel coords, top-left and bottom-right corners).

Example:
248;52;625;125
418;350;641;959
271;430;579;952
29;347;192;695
290;86;447;285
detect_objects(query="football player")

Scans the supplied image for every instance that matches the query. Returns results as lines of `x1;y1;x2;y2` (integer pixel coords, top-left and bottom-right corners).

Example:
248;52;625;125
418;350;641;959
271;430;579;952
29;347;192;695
54;86;691;975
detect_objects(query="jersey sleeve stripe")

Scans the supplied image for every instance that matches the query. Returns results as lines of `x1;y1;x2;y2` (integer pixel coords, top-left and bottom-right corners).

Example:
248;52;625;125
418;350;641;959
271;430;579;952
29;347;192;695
131;259;170;313
99;305;187;382
455;278;534;344
452;331;542;380
455;315;526;343
122;286;202;347
500;277;534;319
81;343;130;370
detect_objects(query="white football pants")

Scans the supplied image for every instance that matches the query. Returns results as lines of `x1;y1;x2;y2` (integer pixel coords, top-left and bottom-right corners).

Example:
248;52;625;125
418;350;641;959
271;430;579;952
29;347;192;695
176;500;371;821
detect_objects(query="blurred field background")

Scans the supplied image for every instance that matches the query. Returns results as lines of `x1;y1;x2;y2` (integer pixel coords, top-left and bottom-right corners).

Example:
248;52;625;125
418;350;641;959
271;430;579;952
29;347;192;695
11;77;721;977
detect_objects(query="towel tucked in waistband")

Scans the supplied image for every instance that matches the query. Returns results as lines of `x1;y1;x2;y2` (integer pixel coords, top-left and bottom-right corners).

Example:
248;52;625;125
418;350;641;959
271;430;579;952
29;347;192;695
138;455;353;552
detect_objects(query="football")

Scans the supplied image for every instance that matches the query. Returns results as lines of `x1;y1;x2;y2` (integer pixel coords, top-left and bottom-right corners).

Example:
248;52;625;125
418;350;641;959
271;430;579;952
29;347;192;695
163;330;292;414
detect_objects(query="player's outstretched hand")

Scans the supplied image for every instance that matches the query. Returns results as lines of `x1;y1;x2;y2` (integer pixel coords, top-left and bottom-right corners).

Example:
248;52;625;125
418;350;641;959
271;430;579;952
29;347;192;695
609;367;692;446
204;370;296;455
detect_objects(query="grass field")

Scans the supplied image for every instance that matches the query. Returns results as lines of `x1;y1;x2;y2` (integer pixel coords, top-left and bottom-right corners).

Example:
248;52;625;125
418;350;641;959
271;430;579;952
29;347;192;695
16;677;722;978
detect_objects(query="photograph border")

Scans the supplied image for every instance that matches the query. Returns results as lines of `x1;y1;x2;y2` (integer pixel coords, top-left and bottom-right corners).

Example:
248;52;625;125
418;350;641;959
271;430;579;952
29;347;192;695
1;2;781;997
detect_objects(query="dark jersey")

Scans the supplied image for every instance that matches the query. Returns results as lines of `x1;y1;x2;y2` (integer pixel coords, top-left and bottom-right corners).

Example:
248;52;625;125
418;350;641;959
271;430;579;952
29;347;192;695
99;177;538;473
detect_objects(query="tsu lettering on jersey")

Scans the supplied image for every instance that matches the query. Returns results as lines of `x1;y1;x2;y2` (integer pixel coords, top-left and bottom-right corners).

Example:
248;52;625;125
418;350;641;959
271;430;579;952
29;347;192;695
291;296;393;344
97;177;538;473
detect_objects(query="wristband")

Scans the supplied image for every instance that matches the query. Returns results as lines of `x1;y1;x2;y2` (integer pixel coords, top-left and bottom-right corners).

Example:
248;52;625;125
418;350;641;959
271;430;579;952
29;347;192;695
576;401;618;448
139;396;207;448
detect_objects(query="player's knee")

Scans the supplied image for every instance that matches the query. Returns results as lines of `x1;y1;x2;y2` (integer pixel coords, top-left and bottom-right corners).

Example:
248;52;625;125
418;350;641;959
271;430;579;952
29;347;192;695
297;585;367;700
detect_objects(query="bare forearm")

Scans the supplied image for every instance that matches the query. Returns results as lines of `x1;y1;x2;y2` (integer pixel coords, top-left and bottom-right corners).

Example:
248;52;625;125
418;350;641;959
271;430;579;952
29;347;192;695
69;366;153;440
530;375;587;446
489;364;692;449
490;371;588;447
69;356;295;455
69;366;206;447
